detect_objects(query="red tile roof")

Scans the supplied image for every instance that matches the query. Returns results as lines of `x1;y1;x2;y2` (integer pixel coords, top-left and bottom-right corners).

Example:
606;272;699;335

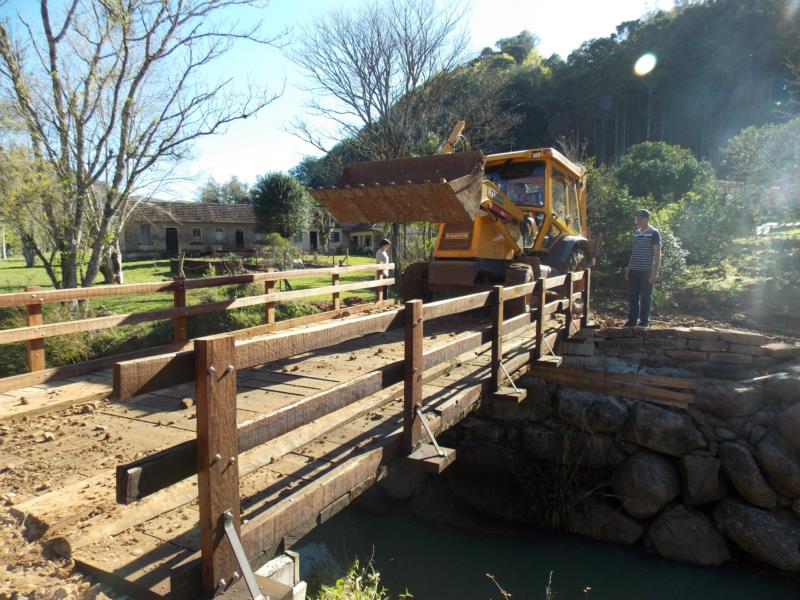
129;201;257;224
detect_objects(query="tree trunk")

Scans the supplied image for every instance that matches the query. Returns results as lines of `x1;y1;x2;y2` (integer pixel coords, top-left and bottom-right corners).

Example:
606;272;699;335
22;243;35;268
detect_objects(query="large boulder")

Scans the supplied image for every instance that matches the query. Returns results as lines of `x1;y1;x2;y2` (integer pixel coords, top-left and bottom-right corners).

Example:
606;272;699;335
755;434;800;498
678;455;727;505
718;442;777;509
613;451;680;518
556;388;629;434
776;402;800;451
521;422;611;468
761;372;800;406
624;402;706;457
645;505;730;566
566;498;644;545
714;498;800;572
695;380;763;418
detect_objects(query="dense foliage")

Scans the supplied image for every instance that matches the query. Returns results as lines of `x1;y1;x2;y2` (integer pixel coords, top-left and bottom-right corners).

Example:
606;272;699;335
251;173;311;238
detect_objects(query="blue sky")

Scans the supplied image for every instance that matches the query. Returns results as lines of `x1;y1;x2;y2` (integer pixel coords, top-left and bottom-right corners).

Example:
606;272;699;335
1;0;674;199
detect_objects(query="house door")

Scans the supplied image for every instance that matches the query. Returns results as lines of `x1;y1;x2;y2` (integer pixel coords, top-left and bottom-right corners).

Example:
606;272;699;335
165;227;179;258
235;230;244;249
309;231;318;251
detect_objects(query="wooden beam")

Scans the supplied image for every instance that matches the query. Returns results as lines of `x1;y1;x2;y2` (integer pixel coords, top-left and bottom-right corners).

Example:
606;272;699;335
581;269;591;328
422;290;492;321
25;286;45;371
331;273;340;310
195;335;240;597
114;308;405;400
564;271;574;337
544;274;567;290
534;278;545;361
502;281;536;301
172;278;188;344
264;280;275;325
403;300;423;453
491;285;503;391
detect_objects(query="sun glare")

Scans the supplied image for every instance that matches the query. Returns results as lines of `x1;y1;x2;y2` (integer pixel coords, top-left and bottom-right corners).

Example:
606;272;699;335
633;53;657;77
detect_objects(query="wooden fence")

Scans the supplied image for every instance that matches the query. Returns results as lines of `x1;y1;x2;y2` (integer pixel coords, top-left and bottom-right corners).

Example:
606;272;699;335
112;270;590;597
0;264;393;387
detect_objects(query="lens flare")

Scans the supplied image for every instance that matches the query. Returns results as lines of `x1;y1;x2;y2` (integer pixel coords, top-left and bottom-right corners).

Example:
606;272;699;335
634;53;657;77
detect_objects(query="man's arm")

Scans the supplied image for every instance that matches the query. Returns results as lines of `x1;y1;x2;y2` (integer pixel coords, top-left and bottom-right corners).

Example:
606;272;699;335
650;244;661;283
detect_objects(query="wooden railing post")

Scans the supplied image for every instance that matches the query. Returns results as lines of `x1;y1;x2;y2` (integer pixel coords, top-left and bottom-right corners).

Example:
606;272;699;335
581;269;591;329
564;271;574;338
534;278;546;361
376;270;384;303
264;280;275;324
195;334;239;597
172;277;187;343
491;285;503;391
331;272;340;311
25;286;45;371
403;299;423;453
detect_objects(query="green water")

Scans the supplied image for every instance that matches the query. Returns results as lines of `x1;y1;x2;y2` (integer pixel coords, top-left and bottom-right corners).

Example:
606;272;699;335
295;502;800;600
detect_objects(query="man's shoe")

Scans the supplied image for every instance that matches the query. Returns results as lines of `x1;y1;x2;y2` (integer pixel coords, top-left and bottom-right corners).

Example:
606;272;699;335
639;323;649;328
623;322;636;327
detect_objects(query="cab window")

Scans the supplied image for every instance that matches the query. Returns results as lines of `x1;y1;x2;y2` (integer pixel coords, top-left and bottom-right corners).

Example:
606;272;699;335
551;169;567;219
568;180;581;234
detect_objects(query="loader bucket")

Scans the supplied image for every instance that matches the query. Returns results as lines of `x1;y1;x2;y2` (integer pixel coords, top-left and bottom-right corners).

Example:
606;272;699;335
310;151;485;224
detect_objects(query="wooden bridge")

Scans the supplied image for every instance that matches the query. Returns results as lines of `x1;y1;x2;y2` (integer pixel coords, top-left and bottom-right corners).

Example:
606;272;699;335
1;264;591;598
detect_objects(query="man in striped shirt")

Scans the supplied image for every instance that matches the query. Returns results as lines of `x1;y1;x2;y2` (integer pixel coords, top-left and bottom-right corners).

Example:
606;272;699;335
624;209;661;328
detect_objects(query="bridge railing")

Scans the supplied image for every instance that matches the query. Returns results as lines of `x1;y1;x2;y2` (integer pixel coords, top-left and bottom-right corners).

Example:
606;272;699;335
0;263;393;391
111;269;590;597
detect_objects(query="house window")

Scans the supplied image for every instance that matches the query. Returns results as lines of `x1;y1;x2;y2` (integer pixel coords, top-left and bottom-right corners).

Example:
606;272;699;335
215;228;224;243
255;231;264;243
139;224;151;245
364;236;371;248
192;228;202;243
292;232;303;244
331;231;341;243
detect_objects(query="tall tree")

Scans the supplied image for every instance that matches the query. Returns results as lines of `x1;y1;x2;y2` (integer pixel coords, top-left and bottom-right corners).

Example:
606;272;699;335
0;0;281;288
197;176;250;204
251;173;310;239
290;0;469;160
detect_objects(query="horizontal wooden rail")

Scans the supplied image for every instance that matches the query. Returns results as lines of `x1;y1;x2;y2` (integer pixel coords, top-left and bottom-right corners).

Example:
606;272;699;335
0;277;394;345
0;263;394;307
422;290;492;320
114;308;405;399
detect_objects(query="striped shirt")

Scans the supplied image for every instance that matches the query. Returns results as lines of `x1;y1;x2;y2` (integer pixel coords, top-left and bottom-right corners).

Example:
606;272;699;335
629;226;661;271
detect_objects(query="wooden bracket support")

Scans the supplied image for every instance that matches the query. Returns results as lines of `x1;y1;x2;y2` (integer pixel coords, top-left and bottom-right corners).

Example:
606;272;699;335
402;443;456;474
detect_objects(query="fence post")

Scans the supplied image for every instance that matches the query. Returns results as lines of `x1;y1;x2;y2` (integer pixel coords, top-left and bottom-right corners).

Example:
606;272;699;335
491;285;503;391
580;269;591;329
376;270;384;303
564;271;574;338
25;285;45;372
403;299;423;454
172;277;187;343
265;280;275;324
534;278;546;361
195;334;240;597
331;271;340;311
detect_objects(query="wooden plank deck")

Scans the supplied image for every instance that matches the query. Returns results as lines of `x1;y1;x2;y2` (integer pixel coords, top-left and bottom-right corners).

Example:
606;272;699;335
4;306;558;598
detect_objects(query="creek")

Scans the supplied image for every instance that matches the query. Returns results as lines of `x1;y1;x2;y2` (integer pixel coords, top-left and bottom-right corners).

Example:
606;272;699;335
295;501;800;600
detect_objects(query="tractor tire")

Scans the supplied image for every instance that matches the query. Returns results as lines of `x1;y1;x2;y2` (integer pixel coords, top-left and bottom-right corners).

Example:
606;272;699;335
504;262;534;317
400;261;431;302
566;247;586;272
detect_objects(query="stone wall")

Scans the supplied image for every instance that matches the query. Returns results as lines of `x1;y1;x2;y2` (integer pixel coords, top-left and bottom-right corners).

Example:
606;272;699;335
445;327;800;573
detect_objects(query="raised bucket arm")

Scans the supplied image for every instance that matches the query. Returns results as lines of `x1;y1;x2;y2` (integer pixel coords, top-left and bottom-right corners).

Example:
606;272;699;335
309;151;486;224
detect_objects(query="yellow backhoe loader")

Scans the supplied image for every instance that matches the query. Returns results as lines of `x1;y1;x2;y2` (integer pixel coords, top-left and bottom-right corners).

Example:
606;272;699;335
310;123;601;309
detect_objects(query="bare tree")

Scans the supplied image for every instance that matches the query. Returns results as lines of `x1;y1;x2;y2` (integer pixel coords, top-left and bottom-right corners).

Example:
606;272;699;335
290;0;469;160
0;0;282;288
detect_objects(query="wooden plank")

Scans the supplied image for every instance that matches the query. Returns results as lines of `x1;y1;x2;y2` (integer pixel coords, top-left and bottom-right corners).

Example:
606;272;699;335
527;366;693;407
421;290;491;321
25;286;45;371
403;300;423;453
172;278;188;343
195;335;240;597
534;279;545;360
375;271;384;303
491;286;503;390
581;269;591;328
0;278;395;344
564;271;574;337
502;281;536;301
0;379;112;422
331;273;340;310
544;274;567;290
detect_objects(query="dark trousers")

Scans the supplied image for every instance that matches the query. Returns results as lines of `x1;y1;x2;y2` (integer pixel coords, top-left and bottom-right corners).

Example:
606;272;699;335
627;270;653;326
